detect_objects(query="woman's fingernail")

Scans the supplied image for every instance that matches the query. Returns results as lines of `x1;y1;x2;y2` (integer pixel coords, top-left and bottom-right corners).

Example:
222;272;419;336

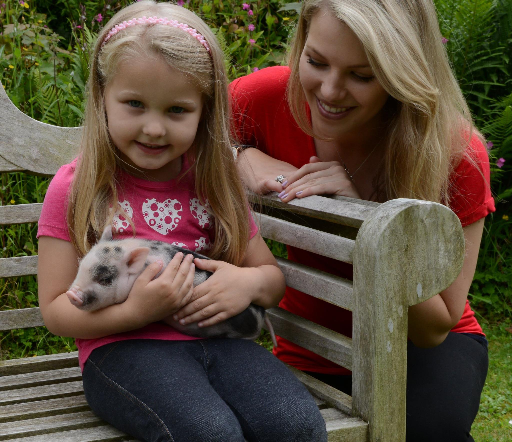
282;180;288;187
296;191;302;196
198;322;203;328
279;193;288;200
180;319;186;325
278;191;286;198
173;314;178;320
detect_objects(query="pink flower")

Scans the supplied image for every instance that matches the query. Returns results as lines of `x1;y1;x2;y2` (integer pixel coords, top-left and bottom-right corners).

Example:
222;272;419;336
177;0;184;5
96;13;103;23
441;37;448;44
76;25;82;29
248;24;255;31
486;141;493;151
252;67;259;72
249;38;255;45
248;10;254;16
496;158;506;168
242;3;250;10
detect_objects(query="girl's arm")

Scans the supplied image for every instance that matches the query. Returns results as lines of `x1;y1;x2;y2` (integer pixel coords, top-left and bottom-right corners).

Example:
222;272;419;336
38;236;197;339
407;218;484;347
172;232;286;328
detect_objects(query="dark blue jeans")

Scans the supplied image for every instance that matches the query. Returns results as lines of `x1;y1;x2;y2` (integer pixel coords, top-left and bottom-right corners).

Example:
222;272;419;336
82;338;327;442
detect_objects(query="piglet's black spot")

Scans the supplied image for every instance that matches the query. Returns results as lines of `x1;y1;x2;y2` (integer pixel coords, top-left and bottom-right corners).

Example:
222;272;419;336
92;264;119;286
82;291;98;306
114;246;122;253
150;245;159;251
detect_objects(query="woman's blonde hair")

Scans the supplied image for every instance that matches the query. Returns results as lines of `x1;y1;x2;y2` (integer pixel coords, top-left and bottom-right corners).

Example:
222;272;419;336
68;0;250;264
287;0;481;203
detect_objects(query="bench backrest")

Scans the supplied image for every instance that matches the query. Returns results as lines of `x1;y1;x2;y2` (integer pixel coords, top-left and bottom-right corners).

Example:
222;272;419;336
0;83;465;441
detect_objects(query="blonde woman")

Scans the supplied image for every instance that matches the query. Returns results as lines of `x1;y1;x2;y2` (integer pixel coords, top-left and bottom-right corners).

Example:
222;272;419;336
231;0;494;440
36;1;327;440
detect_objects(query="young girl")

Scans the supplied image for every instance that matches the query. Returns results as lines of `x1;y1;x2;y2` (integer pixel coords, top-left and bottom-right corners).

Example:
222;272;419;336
36;2;327;441
231;0;493;440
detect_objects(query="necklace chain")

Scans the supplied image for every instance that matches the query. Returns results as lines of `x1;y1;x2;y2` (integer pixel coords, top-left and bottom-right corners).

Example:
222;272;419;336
341;144;379;183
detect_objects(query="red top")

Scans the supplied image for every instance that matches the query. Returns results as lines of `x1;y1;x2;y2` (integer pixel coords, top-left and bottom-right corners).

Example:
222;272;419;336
230;66;496;375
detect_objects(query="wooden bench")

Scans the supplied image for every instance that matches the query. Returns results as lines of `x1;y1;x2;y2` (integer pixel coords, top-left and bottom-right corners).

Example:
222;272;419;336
0;82;466;441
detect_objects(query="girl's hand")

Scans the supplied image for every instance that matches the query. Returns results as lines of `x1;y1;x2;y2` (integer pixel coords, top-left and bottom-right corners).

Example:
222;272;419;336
236;148;298;194
124;252;197;328
278;156;361;202
172;258;258;328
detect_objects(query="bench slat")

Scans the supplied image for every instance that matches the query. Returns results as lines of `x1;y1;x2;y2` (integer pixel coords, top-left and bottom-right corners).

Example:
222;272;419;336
0;352;79;376
250;192;378;228
0;380;84;406
268;307;352;370
5;426;133;442
322;410;368;441
0;307;44;331
0;204;42;225
0;155;24;173
0;410;104;440
259;214;354;263
0;256;38;278
0;367;82;390
0;394;89;423
277;258;353;311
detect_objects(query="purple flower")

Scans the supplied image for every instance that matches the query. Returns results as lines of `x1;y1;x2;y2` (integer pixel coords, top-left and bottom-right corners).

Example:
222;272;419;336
242;3;250;10
248;10;254;16
252;67;259;72
248;24;255;31
177;0;184;5
76;25;82;29
249;38;255;45
441;37;448;44
486;141;493;151
496;158;506;168
95;13;103;23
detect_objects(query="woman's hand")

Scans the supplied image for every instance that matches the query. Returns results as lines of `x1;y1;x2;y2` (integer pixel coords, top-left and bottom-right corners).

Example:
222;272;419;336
236;148;298;194
278;156;361;202
171;258;258;328
123;252;197;328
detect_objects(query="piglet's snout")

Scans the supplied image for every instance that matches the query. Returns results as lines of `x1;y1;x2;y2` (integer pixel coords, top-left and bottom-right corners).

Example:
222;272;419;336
66;288;84;308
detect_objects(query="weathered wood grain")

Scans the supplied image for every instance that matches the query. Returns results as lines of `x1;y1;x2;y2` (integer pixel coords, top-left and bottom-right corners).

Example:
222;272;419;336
0;367;82;390
277;258;353;310
249;192;378;228
0;352;79;376
258;213;355;263
0;256;38;278
0;307;44;331
5;426;134;442
0;154;24;173
267;307;352;370
0;83;81;176
0;204;42;225
0;395;89;423
351;198;465;441
1;380;84;406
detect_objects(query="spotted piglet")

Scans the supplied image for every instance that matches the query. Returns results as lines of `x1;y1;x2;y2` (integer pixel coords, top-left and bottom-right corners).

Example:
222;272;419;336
66;226;276;345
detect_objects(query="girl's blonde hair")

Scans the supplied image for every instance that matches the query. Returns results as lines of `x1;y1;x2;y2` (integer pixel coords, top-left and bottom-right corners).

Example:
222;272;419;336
68;1;250;264
287;0;481;203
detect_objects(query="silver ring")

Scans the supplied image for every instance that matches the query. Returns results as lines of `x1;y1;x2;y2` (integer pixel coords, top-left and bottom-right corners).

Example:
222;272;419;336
275;174;286;184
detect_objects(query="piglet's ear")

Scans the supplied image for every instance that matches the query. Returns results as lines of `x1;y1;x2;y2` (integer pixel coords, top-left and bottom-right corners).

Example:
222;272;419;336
100;224;113;242
126;247;150;276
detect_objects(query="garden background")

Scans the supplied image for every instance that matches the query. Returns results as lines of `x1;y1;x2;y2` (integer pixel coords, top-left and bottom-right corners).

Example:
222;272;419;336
0;0;510;439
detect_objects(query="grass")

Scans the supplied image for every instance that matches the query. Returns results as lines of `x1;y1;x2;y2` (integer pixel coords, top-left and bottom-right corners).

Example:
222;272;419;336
472;319;512;441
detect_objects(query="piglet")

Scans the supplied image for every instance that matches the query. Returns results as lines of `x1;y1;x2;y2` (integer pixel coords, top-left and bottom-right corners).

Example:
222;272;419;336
66;226;276;346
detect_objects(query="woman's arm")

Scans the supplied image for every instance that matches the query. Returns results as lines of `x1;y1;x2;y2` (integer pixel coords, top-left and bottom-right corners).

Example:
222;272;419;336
38;236;197;339
172;232;286;328
407;218;485;347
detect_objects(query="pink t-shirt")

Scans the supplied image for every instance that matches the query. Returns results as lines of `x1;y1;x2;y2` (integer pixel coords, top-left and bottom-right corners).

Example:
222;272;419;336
37;156;258;370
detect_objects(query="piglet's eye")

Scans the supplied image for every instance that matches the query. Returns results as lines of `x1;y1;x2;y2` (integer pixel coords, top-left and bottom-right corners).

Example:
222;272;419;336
128;100;143;108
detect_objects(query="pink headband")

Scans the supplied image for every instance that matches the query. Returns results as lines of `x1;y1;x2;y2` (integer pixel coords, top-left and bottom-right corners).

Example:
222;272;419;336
101;16;211;53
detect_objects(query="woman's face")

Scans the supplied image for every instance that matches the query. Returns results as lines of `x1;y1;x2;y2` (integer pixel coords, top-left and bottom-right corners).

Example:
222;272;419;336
299;9;390;142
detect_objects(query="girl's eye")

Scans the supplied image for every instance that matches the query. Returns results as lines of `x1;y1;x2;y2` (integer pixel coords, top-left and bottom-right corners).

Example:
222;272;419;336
353;73;375;83
306;57;325;67
128;100;143;108
170;106;185;114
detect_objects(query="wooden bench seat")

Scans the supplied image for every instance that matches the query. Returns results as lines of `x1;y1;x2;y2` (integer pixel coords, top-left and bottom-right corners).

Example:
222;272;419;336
0;82;465;441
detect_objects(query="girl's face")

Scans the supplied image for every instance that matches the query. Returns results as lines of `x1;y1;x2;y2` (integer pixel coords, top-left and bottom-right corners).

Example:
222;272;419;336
104;53;203;181
299;9;390;142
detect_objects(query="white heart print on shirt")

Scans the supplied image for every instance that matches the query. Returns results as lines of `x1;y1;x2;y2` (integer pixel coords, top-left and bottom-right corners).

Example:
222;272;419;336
190;198;213;229
112;200;133;234
143;198;183;235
